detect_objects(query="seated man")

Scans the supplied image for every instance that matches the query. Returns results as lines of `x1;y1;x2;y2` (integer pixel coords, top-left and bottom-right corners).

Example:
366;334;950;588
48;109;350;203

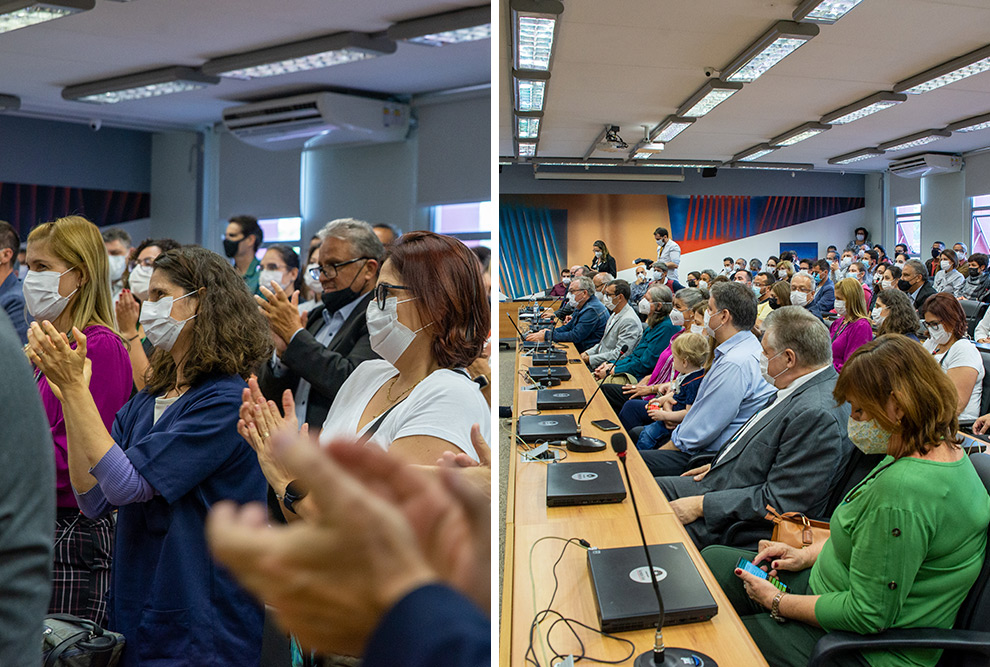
525;275;608;353
807;260;835;319
788;271;815;311
640;282;776;477
654;306;852;549
581;279;642;368
545;267;572;297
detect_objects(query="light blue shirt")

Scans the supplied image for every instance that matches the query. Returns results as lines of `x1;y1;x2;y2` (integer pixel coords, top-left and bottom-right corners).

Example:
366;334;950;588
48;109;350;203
271;295;366;425
670;330;776;455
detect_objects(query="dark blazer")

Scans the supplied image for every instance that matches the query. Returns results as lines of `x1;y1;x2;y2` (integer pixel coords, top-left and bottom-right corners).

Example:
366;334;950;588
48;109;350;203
910;280;937;315
656;366;853;549
256;292;379;429
808;277;835;319
0;271;28;344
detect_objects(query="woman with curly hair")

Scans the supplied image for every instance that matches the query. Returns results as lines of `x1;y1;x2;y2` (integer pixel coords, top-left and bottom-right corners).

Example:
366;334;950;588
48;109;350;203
873;287;920;341
28;245;273;666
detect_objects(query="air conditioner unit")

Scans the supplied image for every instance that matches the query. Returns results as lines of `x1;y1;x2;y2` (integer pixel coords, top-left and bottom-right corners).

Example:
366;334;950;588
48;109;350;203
888;153;962;178
222;92;410;151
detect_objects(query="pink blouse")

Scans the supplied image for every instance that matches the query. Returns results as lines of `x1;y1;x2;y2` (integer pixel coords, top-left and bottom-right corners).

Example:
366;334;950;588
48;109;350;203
829;317;873;373
644;329;685;398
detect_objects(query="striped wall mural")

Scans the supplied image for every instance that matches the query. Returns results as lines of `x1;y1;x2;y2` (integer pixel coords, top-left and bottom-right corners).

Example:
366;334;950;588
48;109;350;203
1;181;151;237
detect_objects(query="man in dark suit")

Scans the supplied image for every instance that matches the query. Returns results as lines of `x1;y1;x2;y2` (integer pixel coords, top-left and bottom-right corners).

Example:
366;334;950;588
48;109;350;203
0;221;28;343
654;306;853;549
256;218;384;430
808;259;835;319
900;258;937;316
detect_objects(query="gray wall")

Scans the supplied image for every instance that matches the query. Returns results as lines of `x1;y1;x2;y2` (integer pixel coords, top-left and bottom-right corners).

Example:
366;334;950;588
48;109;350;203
149;131;201;245
218;133;301;221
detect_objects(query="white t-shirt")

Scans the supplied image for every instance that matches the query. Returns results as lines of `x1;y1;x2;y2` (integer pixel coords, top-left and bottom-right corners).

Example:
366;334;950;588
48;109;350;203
318;360;489;461
924;337;985;422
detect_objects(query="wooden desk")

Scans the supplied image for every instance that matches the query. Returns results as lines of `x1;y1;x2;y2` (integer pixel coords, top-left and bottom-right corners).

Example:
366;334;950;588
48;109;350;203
499;299;558;341
505;516;767;667
503;343;768;666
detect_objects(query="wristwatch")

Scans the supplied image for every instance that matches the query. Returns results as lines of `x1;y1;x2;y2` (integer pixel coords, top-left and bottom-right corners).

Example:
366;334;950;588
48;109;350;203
770;590;787;623
280;480;308;515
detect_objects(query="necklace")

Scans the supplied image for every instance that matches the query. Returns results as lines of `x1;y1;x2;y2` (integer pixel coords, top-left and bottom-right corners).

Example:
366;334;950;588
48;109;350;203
386;375;424;403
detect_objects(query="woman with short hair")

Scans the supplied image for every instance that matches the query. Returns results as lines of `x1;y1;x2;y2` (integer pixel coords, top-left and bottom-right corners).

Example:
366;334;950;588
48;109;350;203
775;260;795;283
702;335;989;667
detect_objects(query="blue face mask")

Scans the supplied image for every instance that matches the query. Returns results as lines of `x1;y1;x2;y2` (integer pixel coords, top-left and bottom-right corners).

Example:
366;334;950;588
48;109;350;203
813;273;822;284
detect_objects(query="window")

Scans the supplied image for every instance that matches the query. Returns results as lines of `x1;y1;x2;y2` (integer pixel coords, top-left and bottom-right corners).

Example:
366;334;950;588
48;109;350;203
431;201;492;248
895;204;921;255
972;195;990;255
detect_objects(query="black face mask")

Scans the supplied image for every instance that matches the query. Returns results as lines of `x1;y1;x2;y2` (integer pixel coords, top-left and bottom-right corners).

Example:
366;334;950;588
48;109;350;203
898;278;913;292
320;260;369;313
223;238;241;259
931;248;941;259
687;279;698;288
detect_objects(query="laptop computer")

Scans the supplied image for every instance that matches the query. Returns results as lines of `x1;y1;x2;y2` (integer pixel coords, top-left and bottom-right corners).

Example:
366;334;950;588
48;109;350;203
587;543;719;633
536;388;586;410
506;314;555;351
545;461;626;507
530;350;568;366
526;366;572;382
516;414;579;443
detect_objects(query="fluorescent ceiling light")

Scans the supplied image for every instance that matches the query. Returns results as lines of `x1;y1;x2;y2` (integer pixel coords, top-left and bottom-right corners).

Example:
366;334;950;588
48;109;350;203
513;69;549;112
530;158;720;169
202;32;395;80
728;161;813;170
511;0;563;72
0;93;20;111
517;141;537;157
820;92;906;125
650;115;694;143
0;0;93;35
878;129;951;152
894;44;990;95
828;148;884;165
770;121;830;147
946;112;990;133
733;143;776;162
677;79;743;118
387;6;490;46
632;149;663;160
722;21;819;83
516;114;541;139
792;0;864;24
62;66;220;104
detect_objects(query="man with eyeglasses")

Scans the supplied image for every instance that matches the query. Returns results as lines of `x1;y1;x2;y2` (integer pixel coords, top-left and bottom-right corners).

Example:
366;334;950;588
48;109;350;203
524;275;608;353
256;218;384;480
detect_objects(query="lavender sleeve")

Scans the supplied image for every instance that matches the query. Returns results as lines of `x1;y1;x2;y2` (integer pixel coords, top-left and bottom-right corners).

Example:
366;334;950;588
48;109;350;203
89;444;157;505
73;484;110;519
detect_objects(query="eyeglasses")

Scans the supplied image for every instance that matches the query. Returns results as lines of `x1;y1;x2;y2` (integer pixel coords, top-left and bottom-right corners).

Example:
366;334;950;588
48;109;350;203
374;282;413;310
131;257;156;269
308;257;372;280
922;320;942;330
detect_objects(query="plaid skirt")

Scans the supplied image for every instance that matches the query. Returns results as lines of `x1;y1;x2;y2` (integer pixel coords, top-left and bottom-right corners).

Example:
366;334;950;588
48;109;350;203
49;509;115;627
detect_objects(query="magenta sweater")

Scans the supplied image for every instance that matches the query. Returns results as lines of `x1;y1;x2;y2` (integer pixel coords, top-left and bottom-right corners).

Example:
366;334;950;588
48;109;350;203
829;317;874;373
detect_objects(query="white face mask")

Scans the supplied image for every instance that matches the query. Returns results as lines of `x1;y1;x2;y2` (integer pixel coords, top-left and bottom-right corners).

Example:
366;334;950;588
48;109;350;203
777;269;788;279
703;308;723;337
881;279;893;290
636;273;646;283
23;268;77;322
759;350;786;387
567;292;579;307
656;239;664;247
690;323;706;336
957;251;967;262
108;254;127;282
834;300;846;316
594;251;602;259
139;290;197;352
698;280;708;290
841;257;852;268
940;260;952;272
365;295;431;366
790;291;808;307
872;307;885;326
129;265;153;301
654;270;665;281
304;264;323;294
928;323;950;346
638;298;652;315
259;269;289;291
895;262;905;269
669;309;685;327
602;294;615;311
562;277;571;285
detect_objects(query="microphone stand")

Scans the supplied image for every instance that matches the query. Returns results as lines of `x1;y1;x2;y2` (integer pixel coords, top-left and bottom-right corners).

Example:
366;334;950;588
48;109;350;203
566;345;629;452
610;434;717;667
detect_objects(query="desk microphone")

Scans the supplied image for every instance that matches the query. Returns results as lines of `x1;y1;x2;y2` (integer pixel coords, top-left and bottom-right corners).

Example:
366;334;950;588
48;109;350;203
566;345;628;453
611;433;717;667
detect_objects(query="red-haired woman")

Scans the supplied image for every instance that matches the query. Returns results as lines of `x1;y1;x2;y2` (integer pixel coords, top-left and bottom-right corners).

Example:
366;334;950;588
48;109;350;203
920;293;983;425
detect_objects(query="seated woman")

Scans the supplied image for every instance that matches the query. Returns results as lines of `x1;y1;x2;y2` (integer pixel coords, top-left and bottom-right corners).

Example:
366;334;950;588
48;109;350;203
636;332;708;450
593;284;676;384
873;287;921;341
242;232;491;521
775;260;795;283
701;335;990;667
920;293;983;426
868;264;900;310
830;277;873;372
933;248;965;298
28;246;272;665
766;280;792;310
846;261;873;305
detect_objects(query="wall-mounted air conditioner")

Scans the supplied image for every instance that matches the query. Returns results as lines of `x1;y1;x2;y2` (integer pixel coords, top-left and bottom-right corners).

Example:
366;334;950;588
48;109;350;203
888;153;962;178
222;92;410;151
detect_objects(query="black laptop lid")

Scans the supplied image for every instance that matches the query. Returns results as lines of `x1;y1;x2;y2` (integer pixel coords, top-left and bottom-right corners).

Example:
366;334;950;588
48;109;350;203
536;388;586;410
546;461;626;503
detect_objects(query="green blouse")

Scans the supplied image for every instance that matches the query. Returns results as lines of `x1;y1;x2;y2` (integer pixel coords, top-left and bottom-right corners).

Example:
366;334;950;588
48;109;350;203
810;454;990;667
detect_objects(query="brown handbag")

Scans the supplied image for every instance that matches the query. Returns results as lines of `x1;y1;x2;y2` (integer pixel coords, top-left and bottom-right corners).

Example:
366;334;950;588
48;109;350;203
764;505;831;549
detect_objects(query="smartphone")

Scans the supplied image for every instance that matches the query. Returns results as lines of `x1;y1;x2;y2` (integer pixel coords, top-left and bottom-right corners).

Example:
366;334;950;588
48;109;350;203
591;419;620;431
736;557;787;592
568;358;582;364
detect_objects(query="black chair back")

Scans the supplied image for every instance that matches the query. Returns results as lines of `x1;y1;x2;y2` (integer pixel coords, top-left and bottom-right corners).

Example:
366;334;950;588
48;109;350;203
952;453;990;632
978;348;990;417
962;300;990;339
823;449;886;519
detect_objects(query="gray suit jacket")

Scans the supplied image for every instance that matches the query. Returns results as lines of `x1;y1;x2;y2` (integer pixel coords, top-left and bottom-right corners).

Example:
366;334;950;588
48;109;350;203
657;366;852;548
585;303;643;367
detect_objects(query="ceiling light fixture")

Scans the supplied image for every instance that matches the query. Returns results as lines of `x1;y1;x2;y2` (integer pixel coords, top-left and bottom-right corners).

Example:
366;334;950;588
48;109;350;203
728;161;814;171
0;0;93;35
0;93;21;111
513;69;549;112
820;91;906;125
722;21;819;83
733;143;777;162
387;5;490;46
62;66;220;104
510;0;563;72
792;0;864;24
516;112;542;139
677;79;743;118
201;32;396;80
516;140;537;158
827;148;884;165
770;121;831;147
894;44;990;95
650;115;695;143
946;112;990;134
878;129;951;152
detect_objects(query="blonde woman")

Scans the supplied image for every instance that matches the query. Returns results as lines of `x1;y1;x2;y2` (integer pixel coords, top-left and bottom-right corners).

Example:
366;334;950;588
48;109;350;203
775;259;795;283
23;216;131;625
830;277;873;372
